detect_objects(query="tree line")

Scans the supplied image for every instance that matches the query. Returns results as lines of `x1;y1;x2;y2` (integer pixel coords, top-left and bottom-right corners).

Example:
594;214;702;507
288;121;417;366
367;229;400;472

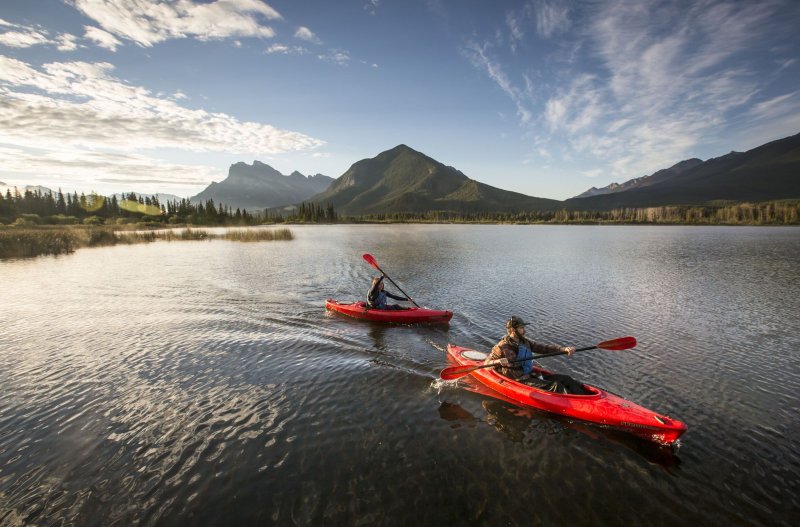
272;202;338;223
2;186;796;226
0;188;260;225
353;201;800;225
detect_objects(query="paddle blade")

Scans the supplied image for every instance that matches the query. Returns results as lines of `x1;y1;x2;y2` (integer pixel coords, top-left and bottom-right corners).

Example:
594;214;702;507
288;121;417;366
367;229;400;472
362;253;379;270
597;336;637;351
440;364;483;381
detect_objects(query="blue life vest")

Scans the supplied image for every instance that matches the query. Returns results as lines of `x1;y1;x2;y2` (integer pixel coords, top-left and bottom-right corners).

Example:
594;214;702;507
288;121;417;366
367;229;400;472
518;343;533;375
373;291;388;308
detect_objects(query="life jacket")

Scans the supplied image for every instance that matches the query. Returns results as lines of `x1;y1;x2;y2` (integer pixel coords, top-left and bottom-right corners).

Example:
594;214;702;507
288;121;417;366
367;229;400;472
367;284;382;308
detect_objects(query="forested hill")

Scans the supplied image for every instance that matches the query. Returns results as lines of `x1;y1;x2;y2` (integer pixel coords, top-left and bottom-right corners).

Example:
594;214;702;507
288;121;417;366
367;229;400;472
307;144;561;215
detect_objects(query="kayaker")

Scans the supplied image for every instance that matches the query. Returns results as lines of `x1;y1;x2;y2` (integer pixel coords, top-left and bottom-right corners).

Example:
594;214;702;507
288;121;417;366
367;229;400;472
486;316;589;395
367;276;409;310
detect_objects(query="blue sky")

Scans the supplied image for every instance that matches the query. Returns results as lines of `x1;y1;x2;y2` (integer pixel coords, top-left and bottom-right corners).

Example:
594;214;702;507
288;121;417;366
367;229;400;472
1;0;798;200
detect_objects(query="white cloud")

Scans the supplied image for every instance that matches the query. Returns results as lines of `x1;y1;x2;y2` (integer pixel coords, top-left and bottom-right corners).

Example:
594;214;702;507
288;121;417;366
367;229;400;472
0;145;215;194
70;0;282;47
318;49;351;66
0;55;324;191
0;27;52;48
365;1;380;15
84;26;122;51
294;26;321;44
56;33;80;51
265;43;308;55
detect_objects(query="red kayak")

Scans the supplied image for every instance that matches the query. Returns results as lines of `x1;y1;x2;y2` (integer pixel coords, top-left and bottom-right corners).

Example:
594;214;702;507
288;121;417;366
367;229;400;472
326;299;453;324
446;344;687;446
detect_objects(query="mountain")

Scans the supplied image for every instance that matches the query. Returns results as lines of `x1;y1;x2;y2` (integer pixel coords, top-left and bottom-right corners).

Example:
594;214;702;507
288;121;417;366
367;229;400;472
307;144;560;214
565;132;800;210
573;158;703;198
1;184;56;196
191;161;333;210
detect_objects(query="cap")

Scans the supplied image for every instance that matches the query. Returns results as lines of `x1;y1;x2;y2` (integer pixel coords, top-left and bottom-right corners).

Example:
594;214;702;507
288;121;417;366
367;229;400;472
505;316;527;329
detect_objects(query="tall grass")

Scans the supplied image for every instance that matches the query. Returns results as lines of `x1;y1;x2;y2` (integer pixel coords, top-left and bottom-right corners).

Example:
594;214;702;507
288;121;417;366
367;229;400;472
0;229;79;258
0;226;294;259
223;228;293;241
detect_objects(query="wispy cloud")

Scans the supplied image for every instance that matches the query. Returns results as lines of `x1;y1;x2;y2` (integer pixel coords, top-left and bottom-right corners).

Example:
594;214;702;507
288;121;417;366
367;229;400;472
466;0;798;180
505;10;525;52
745;90;800;121
365;1;380;15
84;26;122;51
534;1;570;38
70;0;282;47
0;55;324;192
462;41;532;124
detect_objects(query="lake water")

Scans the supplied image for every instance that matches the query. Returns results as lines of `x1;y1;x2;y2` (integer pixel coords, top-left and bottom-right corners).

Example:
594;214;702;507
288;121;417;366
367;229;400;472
1;225;798;526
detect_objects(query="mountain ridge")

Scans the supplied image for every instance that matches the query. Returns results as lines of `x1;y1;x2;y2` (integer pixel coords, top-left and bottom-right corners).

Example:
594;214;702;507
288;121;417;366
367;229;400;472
190;161;333;210
564;132;800;210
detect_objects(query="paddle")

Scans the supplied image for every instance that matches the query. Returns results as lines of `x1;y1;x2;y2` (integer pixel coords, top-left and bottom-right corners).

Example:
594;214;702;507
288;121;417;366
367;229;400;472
362;253;420;307
439;336;637;381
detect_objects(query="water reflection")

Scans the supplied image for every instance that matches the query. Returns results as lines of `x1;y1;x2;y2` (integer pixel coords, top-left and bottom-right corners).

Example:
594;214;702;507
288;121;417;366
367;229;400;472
439;395;682;470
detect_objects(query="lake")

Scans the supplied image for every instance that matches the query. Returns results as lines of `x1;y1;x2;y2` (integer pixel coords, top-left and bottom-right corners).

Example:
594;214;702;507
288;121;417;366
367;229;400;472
1;225;798;526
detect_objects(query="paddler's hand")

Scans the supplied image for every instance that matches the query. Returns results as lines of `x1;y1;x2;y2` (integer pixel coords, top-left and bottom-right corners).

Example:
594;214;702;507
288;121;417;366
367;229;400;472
562;346;576;356
498;358;510;367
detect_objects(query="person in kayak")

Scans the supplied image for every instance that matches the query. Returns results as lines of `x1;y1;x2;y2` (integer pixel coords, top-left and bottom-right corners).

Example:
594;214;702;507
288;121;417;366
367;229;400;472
367;276;410;310
485;316;589;395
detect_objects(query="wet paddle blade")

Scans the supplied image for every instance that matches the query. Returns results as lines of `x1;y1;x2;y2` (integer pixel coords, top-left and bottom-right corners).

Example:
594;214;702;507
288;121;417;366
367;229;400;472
597;336;637;351
362;253;379;270
440;363;495;380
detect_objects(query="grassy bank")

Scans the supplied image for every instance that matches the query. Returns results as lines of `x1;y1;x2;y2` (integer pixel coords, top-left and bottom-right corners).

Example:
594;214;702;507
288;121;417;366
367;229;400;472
0;226;294;259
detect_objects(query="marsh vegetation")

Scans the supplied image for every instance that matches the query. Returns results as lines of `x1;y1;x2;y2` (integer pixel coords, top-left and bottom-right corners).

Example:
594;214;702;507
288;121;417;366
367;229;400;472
0;226;294;259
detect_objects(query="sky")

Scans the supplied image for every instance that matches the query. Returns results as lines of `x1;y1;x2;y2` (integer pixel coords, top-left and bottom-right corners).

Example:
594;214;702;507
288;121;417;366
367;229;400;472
0;0;799;201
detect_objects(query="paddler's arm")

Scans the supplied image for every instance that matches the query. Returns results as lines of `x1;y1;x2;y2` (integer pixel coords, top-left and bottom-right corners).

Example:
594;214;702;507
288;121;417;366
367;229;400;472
528;339;575;356
385;291;409;302
485;345;510;367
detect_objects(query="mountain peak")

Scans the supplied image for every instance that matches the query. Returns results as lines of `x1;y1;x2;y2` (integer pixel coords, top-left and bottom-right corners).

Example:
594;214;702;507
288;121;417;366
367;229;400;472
190;162;333;209
308;145;559;215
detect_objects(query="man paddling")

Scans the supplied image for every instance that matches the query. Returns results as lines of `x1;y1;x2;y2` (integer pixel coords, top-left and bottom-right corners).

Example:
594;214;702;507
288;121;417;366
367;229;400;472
486;316;589;395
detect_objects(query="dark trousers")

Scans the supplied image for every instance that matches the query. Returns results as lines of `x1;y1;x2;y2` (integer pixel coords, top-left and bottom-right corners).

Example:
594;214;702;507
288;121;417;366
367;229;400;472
524;373;588;395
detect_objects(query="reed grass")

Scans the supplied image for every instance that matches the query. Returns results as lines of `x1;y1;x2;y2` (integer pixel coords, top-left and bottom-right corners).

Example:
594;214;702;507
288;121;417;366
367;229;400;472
0;226;294;259
223;228;293;241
